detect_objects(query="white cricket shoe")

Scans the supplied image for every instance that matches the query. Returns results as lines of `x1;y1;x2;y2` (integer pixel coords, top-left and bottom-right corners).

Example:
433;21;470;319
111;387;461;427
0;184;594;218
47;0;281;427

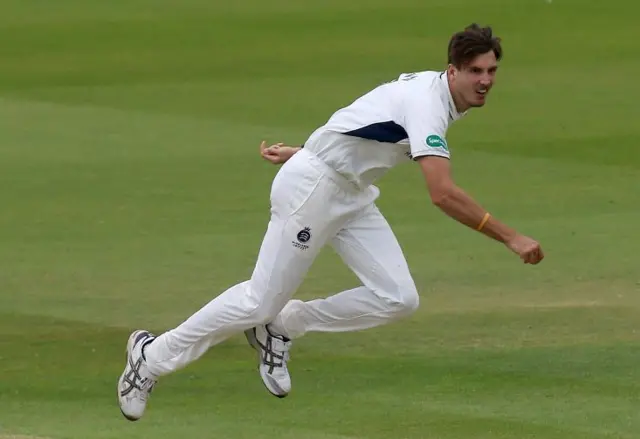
117;330;157;421
245;325;292;398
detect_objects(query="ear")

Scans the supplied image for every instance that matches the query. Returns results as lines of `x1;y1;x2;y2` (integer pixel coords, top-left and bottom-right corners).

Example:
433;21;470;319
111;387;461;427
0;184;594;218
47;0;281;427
447;64;457;78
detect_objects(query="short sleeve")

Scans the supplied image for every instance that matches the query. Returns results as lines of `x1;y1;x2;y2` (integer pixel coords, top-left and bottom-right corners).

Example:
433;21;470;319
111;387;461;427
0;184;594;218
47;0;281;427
402;89;450;160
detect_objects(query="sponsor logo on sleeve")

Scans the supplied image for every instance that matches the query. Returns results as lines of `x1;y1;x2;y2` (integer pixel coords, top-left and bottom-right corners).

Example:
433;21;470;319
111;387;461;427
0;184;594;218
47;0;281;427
426;135;448;151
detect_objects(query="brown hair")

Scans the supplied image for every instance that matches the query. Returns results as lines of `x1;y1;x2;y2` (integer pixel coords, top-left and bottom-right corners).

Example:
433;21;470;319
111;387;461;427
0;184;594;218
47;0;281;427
447;23;502;68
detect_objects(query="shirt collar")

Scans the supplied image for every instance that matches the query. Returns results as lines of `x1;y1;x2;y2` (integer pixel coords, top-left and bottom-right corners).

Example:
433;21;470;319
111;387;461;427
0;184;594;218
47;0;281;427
440;71;465;121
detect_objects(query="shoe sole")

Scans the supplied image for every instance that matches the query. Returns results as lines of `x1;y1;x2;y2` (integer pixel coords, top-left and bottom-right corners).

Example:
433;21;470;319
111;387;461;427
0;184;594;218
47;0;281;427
244;328;288;398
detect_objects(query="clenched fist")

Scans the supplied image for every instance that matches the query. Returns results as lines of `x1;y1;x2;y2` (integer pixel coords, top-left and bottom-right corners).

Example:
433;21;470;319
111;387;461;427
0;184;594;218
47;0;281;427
505;234;544;264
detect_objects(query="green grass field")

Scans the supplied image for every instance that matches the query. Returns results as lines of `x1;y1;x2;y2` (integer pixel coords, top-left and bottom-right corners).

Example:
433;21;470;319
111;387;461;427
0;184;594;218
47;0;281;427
1;0;639;438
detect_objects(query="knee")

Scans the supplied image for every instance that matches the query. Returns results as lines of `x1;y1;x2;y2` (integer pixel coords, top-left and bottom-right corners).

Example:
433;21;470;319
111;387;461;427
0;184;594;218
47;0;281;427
253;305;280;325
381;281;420;318
247;300;282;326
242;283;284;325
398;284;420;315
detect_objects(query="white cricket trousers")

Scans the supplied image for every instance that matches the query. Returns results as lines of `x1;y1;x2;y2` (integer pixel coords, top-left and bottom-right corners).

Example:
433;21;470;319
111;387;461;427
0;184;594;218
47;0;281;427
145;147;419;377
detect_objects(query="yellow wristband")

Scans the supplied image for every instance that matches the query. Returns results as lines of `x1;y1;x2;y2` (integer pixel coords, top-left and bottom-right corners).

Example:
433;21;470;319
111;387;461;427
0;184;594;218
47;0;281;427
477;213;491;231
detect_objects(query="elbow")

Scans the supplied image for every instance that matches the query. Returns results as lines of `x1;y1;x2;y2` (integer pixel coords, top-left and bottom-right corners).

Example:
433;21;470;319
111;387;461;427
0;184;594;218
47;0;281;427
430;186;453;208
431;193;449;208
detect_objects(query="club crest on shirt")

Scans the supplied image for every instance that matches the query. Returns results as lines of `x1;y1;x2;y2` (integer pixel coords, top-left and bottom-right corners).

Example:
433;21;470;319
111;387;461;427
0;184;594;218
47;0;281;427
293;227;311;250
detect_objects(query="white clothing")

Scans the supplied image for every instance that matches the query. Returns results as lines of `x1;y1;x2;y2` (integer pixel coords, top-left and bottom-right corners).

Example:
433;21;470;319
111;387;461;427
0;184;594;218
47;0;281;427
304;70;465;189
144;70;462;377
145;148;418;376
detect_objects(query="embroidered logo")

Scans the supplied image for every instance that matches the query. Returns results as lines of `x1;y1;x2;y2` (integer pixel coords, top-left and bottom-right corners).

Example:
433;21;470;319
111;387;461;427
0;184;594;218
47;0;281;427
293;227;311;250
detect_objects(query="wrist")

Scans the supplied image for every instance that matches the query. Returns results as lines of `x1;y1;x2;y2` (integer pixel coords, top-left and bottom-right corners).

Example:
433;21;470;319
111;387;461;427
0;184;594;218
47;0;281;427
478;214;517;243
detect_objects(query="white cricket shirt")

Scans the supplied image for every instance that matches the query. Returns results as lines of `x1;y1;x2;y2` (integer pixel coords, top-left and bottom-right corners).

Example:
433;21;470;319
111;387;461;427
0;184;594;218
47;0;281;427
303;70;465;189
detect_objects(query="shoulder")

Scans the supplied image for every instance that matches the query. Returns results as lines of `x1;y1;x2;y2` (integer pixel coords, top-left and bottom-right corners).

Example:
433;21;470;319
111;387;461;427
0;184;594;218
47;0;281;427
401;73;450;122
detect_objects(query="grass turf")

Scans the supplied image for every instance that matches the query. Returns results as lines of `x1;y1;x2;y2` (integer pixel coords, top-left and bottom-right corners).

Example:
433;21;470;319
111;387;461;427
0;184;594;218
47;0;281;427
1;0;639;438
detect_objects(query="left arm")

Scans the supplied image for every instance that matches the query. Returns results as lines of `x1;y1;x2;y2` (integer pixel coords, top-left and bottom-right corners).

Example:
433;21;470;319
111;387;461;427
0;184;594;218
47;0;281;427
259;140;302;165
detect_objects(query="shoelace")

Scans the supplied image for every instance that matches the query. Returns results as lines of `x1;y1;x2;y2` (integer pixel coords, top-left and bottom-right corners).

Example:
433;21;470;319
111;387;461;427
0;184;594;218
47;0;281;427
262;334;291;374
121;355;155;397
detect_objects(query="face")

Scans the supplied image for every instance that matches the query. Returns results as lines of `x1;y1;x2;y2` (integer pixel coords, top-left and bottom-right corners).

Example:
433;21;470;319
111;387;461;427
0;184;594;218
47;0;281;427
448;51;498;112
